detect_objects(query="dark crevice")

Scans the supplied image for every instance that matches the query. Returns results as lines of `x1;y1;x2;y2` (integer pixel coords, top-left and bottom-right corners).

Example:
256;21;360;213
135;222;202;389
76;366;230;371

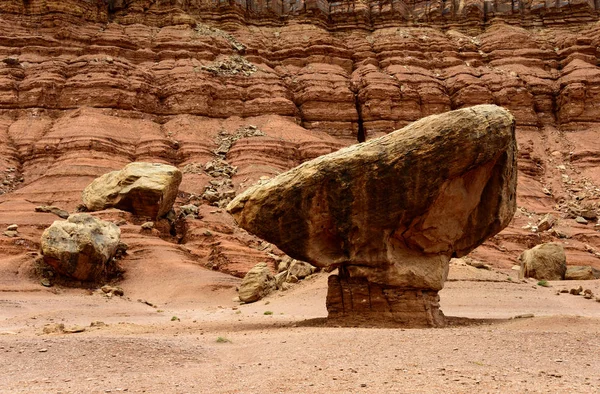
354;92;365;143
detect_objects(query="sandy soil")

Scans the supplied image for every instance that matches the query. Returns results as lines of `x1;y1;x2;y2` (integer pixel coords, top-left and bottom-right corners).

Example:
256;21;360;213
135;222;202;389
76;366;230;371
1;264;600;394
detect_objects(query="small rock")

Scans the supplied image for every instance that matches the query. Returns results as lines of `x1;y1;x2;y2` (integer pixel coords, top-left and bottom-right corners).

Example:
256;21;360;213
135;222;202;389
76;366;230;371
101;285;124;296
570;286;583;295
3;230;17;237
43;323;64;334
40;278;52;287
537;214;556;232
6;224;18;231
575;216;588;225
514;313;534;319
34;205;70;219
559;289;569;293
141;222;154;230
286;274;299;283
2;56;20;66
63;326;86;334
288;261;316;279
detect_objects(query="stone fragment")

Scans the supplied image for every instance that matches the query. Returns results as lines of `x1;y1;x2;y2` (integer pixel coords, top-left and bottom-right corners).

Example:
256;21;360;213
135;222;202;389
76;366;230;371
519;243;566;281
570;286;583;295
43;323;65;334
34;205;70;219
180;204;199;217
288;261;316;279
537;214;556;232
575;216;588;224
63;326;86;334
101;285;124;296
274;270;288;289
6;224;17;231
40;213;121;281
3;230;17;237
277;257;292;273
141;222;154;230
238;262;276;303
228;105;517;326
82;162;182;219
565;266;600;280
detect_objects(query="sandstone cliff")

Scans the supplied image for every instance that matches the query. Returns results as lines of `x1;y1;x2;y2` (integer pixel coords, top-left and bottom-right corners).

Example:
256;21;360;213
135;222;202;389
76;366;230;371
1;0;600;282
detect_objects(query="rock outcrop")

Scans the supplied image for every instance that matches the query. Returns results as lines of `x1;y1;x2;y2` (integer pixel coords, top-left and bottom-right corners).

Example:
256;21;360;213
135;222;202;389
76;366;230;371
1;0;600;294
82;162;182;219
40;213;121;282
228;105;517;326
520;243;567;280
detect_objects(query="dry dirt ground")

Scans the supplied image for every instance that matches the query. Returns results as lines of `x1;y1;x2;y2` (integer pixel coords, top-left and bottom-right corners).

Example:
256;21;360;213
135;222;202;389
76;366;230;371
1;264;600;394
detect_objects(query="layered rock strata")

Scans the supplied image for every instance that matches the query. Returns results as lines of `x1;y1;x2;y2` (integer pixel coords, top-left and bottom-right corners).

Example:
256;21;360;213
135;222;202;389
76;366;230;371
228;105;517;326
1;0;600;290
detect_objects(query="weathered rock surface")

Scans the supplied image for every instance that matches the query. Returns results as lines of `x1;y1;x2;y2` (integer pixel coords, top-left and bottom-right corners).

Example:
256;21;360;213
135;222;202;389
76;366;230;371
229;105;517;325
82;162;182;219
1;0;600;293
520;243;567;281
238;262;276;303
565;265;600;281
40;213;121;282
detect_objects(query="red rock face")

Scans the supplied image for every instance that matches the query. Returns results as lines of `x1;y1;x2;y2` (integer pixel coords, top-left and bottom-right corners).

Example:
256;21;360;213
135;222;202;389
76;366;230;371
1;0;600;279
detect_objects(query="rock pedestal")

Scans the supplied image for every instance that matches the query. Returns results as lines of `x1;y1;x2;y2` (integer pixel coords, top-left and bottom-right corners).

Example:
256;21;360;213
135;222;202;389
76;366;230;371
326;274;446;327
228;105;517;326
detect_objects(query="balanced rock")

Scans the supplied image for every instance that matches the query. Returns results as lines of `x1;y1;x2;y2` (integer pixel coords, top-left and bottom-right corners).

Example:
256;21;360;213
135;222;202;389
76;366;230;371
228;105;517;326
238;262;276;303
519;243;567;281
40;214;121;281
82;162;182;219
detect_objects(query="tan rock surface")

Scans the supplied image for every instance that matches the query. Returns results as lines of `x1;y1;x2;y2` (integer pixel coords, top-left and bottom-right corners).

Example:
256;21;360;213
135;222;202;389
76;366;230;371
520;243;567;281
82;162;182;219
40;213;121;281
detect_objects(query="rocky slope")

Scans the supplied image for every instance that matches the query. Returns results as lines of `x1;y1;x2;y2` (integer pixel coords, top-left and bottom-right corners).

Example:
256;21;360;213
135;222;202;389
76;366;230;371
1;0;600;286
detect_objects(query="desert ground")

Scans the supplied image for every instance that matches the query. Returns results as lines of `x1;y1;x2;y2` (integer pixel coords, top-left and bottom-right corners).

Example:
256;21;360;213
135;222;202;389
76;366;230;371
1;262;600;394
2;0;600;393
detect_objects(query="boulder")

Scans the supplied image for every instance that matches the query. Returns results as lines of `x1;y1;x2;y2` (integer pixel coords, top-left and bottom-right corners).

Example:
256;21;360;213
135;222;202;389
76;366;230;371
228;105;517;326
519;243;567;281
565;265;600;281
289;261;316;279
238;262;276;303
40;213;121;281
82;162;182;219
